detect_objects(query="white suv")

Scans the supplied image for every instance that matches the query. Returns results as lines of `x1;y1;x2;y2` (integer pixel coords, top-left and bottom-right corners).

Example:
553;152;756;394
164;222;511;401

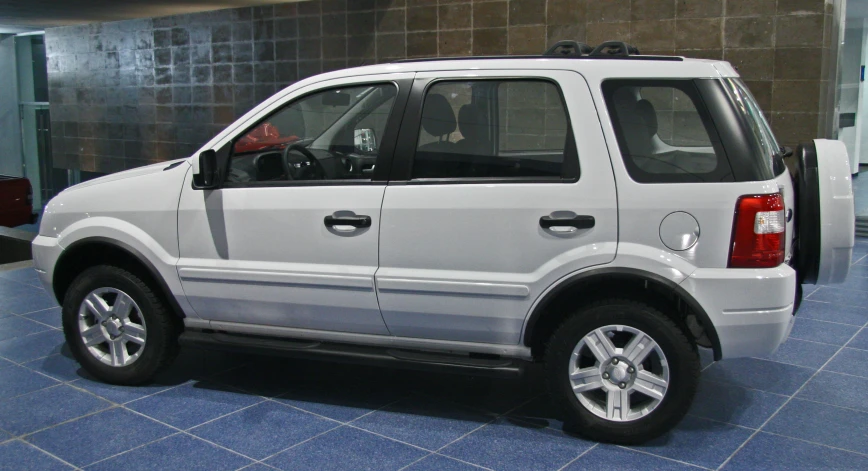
31;42;855;444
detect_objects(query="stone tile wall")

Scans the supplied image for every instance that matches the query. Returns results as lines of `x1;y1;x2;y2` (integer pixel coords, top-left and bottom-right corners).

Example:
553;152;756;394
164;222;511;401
44;0;839;173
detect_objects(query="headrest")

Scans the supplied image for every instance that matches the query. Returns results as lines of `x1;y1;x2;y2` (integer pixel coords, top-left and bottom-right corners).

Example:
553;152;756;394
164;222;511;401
457;104;486;141
421;93;457;137
634;99;658;137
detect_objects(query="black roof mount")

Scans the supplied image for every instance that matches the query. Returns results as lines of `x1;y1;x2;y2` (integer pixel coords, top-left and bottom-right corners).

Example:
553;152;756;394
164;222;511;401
589;41;640;57
543;40;594;58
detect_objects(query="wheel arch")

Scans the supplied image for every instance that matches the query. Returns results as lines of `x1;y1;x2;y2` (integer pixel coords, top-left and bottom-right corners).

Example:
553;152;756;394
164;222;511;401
522;267;721;361
53;237;185;319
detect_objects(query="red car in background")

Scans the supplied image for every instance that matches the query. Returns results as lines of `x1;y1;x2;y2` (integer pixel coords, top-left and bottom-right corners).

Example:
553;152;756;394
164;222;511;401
0;175;37;227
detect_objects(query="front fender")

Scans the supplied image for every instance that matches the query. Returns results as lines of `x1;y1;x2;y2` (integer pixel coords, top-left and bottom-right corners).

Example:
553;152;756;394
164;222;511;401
55;218;197;318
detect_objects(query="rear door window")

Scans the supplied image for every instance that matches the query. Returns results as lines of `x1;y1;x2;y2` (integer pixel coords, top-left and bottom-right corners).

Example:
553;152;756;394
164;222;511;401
602;80;733;183
412;79;578;181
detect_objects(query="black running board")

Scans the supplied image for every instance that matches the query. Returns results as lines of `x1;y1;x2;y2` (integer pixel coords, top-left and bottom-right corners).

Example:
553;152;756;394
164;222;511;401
179;330;527;378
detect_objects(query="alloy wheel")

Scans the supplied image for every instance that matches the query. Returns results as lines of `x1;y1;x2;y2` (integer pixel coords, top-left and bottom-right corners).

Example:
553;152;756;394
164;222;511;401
568;325;669;422
77;287;147;367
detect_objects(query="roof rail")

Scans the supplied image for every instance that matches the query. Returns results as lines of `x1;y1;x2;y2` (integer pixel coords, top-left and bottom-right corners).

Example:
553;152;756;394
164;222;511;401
390;40;683;64
589;41;640;57
543;40;593;57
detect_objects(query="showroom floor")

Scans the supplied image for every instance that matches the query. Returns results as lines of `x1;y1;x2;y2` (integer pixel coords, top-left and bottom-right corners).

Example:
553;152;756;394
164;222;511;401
1;243;868;471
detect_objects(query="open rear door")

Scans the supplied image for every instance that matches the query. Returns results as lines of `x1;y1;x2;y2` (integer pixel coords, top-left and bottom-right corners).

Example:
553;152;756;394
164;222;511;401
794;139;855;285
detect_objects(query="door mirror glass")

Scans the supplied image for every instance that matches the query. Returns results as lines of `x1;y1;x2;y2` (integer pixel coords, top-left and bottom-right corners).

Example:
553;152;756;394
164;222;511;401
354;128;378;154
194;149;218;189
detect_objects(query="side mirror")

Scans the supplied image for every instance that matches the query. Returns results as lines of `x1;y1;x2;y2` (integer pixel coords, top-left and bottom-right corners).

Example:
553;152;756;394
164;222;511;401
194;149;218;189
354;128;377;154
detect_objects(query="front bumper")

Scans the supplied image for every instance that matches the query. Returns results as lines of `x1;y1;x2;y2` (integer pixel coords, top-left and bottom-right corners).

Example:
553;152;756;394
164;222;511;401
31;235;63;299
681;264;797;359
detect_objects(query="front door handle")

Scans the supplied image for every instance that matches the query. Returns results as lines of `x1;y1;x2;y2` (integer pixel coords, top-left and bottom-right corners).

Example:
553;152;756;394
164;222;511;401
540;215;595;230
324;215;372;228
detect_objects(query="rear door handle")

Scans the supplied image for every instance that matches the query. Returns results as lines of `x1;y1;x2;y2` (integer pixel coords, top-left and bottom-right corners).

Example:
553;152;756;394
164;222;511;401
540;215;595;230
324;215;372;228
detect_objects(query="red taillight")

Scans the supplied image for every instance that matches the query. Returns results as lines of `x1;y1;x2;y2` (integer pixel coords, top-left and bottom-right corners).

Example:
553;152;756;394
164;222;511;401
729;193;786;268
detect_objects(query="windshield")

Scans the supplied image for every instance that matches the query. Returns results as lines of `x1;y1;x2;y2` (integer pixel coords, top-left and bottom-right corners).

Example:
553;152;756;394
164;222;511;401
723;78;783;175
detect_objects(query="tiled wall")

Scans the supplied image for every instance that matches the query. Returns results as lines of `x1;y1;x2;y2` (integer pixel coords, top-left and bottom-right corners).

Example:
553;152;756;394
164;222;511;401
44;0;839;173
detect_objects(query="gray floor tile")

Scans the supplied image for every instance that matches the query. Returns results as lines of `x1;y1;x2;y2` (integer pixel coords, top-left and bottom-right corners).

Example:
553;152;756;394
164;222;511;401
403;454;488;471
0;365;59;400
702;357;815;396
189;401;338;460
797;371;868;413
788;318;861;346
265;426;427;471
627;415;753;469
352;395;493;450
688;379;787;429
722;432;868;471
0;384;112;435
0;317;51;342
567;444;698;470
798;300;868;326
764;399;868;454
440;418;593;471
823;348;868;379
125;381;264;429
759;338;839;370
26;408;175;467
0;440;73;470
0;329;66;363
85;433;252;471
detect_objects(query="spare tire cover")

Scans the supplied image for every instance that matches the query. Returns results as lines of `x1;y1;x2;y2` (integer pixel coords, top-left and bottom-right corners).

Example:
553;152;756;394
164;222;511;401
794;140;854;285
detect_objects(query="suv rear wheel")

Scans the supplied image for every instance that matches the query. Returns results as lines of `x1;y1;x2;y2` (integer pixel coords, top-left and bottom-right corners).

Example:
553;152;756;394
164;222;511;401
545;298;699;444
62;265;181;385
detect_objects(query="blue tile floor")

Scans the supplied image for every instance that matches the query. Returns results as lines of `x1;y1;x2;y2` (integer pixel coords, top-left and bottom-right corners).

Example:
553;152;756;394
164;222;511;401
1;241;868;470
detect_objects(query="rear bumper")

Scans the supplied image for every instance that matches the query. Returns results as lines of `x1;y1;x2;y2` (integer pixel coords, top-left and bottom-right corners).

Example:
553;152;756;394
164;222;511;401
681;264;797;359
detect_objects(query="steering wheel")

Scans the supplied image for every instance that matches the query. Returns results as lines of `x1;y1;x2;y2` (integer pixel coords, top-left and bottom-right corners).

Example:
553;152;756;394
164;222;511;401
283;144;327;180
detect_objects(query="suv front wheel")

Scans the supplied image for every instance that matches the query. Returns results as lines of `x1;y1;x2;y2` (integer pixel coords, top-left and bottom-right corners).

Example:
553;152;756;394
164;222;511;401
545;298;700;444
62;265;181;385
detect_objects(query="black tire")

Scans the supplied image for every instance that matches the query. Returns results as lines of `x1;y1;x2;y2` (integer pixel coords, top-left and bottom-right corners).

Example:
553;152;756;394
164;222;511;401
544;298;700;444
62;265;181;385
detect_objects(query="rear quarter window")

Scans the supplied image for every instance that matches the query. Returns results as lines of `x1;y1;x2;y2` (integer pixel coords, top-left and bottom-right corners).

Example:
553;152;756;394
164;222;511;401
602;79;734;183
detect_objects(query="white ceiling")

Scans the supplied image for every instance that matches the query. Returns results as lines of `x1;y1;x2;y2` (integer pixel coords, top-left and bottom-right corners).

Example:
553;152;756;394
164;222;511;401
0;0;301;32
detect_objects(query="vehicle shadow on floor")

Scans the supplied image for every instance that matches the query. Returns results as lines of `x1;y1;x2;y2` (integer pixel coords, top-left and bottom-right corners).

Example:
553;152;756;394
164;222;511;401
48;343;743;440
